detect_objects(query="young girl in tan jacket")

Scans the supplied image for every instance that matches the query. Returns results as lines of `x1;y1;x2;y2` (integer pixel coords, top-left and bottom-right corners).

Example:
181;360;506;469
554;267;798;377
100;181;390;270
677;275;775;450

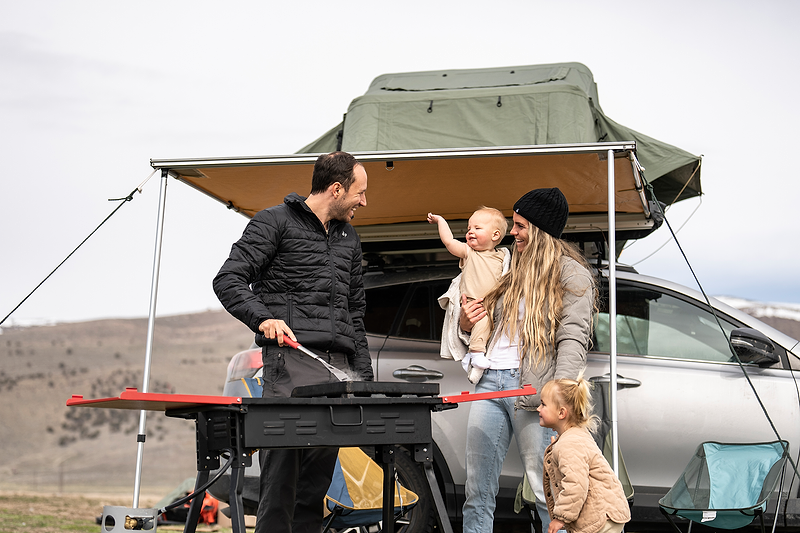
538;378;631;533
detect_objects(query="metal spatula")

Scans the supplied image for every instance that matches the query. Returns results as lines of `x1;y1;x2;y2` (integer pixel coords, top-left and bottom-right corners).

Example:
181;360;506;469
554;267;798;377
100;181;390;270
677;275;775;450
284;337;352;382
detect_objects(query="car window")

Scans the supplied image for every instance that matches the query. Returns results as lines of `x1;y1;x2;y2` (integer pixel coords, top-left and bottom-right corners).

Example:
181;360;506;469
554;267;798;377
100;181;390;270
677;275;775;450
396;285;432;339
594;283;738;363
396;281;450;340
364;279;450;340
364;284;409;336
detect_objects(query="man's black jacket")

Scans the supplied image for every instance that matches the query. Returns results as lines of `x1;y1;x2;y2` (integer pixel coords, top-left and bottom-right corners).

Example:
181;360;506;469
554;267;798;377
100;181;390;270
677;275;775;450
213;193;373;380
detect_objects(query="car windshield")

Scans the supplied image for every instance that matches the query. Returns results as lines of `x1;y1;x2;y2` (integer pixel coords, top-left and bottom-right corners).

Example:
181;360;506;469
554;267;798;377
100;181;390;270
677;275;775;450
225;348;262;382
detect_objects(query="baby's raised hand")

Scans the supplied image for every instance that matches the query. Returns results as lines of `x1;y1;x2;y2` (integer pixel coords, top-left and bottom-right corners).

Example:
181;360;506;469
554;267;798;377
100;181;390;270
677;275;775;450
427;213;440;224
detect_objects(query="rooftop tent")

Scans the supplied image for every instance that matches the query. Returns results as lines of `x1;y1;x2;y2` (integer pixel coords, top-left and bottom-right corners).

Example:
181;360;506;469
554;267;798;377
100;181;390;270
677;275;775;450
298;62;702;207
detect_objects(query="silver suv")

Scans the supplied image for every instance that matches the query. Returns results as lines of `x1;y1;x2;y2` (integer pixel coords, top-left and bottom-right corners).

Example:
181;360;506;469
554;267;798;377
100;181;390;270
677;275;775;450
219;256;800;531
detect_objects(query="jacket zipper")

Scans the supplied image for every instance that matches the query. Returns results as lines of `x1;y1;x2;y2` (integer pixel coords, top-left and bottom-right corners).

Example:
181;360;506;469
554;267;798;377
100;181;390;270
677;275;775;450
327;230;336;352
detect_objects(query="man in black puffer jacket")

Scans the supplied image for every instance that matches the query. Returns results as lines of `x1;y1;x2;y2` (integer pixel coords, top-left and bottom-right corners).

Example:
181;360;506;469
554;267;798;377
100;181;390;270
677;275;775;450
213;151;373;533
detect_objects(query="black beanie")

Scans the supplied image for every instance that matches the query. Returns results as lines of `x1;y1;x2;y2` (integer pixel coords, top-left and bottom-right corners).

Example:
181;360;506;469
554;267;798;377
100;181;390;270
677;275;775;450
513;187;569;238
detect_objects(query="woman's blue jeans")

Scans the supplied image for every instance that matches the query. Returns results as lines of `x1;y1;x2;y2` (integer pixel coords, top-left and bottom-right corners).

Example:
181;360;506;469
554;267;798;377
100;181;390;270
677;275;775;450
462;369;556;533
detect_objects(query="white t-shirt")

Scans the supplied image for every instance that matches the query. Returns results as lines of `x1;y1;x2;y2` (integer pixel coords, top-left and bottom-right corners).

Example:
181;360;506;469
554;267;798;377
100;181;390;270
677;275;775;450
487;299;525;369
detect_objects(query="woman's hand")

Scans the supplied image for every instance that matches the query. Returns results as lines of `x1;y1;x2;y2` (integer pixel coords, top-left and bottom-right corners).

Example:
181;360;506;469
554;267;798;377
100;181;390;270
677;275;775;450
459;294;487;332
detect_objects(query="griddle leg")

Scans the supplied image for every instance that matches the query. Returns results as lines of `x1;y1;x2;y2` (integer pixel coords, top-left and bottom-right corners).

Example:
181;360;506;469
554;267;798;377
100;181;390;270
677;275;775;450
425;463;454;533
229;462;246;533
182;471;209;533
374;445;396;533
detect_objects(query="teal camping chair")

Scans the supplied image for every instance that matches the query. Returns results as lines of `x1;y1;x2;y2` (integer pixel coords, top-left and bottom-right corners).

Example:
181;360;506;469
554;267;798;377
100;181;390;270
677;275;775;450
659;441;789;533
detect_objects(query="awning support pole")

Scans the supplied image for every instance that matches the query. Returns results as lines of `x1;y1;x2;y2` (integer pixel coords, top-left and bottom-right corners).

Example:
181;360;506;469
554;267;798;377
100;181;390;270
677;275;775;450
607;150;619;476
132;168;169;508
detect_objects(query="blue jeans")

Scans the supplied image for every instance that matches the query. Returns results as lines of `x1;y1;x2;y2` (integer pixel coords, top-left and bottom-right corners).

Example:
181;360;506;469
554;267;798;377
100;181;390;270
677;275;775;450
462;369;557;533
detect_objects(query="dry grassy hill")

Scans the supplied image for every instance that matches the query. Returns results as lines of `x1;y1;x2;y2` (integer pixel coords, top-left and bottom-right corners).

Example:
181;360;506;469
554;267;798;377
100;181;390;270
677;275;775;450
0;310;252;498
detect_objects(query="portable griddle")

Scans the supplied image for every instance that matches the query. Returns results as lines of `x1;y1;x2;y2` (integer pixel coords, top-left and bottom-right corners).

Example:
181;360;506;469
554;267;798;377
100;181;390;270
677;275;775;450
68;381;535;533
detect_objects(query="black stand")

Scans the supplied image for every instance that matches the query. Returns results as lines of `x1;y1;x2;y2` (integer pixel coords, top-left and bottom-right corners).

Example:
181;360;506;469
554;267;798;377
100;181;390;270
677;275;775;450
171;398;455;533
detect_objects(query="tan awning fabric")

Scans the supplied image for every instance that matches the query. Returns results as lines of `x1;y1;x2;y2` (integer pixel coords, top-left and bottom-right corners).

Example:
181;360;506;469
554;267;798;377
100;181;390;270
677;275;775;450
153;143;645;229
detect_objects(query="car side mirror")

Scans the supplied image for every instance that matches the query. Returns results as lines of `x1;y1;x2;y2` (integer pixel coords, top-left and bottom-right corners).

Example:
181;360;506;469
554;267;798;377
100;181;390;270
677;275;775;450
729;327;778;366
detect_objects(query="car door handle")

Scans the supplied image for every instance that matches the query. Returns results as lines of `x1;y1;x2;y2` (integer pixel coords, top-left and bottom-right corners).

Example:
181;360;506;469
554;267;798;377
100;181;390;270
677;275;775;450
393;365;444;382
589;373;641;389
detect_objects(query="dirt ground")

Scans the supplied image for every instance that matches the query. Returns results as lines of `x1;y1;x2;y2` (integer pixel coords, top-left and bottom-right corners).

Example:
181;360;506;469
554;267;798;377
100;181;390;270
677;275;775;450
0;491;232;533
0;491;543;533
0;491;673;533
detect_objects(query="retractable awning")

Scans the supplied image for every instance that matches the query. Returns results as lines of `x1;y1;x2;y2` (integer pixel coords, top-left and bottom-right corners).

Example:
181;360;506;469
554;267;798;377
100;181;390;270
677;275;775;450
151;142;653;243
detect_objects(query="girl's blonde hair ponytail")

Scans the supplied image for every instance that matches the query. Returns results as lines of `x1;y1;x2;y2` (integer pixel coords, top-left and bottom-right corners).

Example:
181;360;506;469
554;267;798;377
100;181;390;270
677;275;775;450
542;377;600;433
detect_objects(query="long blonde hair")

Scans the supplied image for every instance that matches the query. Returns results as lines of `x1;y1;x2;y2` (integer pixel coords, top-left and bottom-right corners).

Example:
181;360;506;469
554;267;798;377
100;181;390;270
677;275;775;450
484;223;594;369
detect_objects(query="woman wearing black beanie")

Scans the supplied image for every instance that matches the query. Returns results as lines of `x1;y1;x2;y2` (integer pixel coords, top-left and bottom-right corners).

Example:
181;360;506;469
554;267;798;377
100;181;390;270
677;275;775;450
459;187;597;533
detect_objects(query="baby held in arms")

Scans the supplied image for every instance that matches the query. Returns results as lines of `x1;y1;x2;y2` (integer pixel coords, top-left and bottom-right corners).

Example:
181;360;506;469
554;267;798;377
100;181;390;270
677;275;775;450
427;207;507;379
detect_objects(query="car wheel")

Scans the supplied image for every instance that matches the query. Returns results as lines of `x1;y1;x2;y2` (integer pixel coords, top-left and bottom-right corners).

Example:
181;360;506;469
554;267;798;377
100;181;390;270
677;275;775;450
392;446;437;533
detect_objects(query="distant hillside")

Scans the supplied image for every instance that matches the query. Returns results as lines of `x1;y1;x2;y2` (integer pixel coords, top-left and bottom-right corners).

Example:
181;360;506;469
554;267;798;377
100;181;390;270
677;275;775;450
0;310;252;496
715;296;800;341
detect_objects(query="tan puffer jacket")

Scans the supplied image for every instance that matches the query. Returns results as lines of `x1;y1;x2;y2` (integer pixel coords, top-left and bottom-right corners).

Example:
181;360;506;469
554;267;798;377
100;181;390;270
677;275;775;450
543;427;631;533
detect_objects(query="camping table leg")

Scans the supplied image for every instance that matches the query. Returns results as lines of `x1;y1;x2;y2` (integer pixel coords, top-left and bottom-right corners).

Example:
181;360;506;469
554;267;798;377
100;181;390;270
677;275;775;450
425;462;454;533
228;463;246;533
185;407;249;533
182;471;208;533
374;445;396;533
227;412;248;533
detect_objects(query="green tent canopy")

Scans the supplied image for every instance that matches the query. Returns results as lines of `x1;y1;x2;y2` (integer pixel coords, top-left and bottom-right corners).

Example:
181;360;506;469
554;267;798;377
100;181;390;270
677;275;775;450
299;62;701;206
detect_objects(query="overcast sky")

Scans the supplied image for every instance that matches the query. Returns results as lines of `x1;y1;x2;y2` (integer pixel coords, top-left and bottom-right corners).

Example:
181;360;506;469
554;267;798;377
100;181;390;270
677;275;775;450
1;0;798;326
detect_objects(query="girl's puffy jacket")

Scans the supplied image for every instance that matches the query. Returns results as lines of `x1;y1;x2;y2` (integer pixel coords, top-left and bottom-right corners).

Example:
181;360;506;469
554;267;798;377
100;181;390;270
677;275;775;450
543;427;631;533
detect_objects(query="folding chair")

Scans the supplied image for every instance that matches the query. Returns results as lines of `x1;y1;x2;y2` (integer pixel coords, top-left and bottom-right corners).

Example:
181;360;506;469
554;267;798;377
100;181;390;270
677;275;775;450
659;440;789;533
322;447;419;533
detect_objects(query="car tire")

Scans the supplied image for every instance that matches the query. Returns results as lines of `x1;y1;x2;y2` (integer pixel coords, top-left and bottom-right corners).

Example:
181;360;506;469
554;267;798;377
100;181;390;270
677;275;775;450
392;446;438;533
